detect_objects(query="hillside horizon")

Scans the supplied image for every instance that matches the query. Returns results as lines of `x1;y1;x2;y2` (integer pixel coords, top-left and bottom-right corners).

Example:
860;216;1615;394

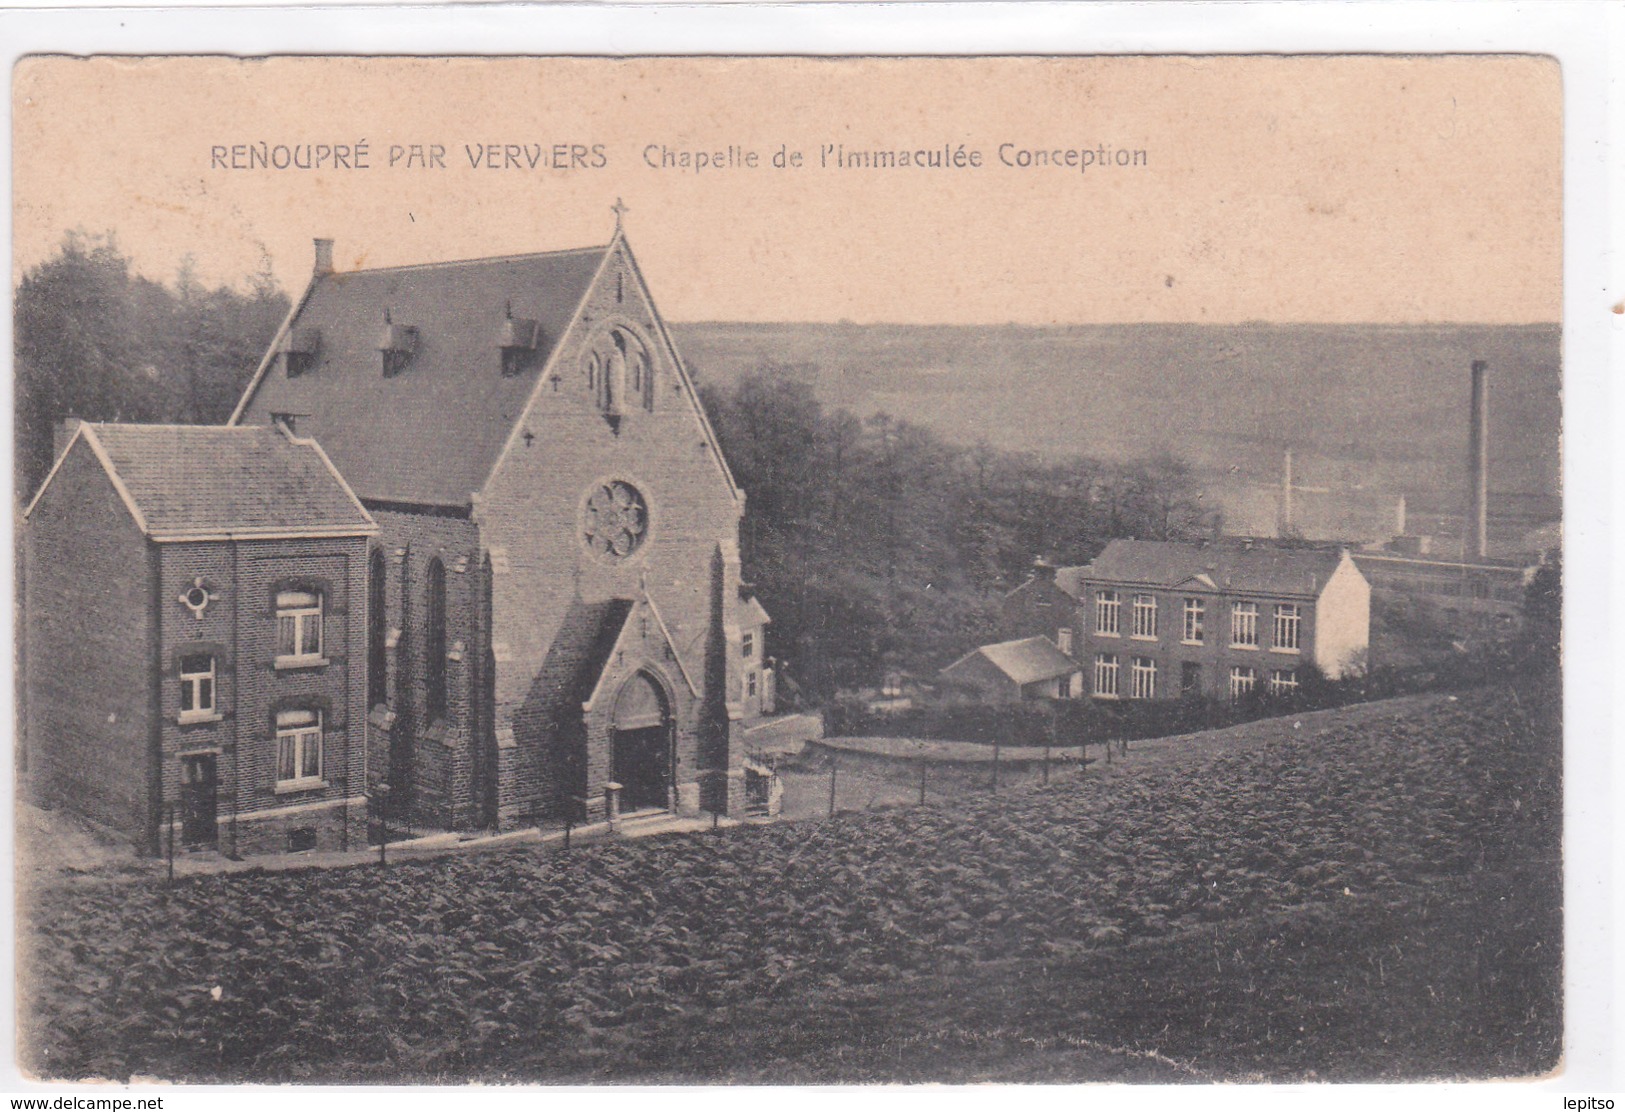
669;320;1562;551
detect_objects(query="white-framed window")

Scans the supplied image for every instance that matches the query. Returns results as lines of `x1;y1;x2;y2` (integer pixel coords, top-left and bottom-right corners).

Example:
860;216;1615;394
178;653;216;721
275;588;324;663
1095;590;1120;636
1093;653;1119;697
742;631;755;659
745;670;758;699
1230;601;1259;648
1130;657;1157;699
1229;665;1257;699
1132;594;1158;639
1270;668;1299;696
1182;597;1205;644
275;708;323;787
1056;627;1074;655
1273;604;1302;652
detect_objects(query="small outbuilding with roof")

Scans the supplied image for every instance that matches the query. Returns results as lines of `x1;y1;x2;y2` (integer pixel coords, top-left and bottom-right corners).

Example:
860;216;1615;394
939;635;1083;703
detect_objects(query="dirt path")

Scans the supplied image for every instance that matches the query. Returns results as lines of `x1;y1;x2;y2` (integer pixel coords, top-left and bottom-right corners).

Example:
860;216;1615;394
17;691;1459;884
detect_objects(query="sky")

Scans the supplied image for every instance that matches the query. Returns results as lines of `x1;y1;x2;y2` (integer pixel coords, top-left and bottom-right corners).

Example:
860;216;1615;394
13;55;1561;325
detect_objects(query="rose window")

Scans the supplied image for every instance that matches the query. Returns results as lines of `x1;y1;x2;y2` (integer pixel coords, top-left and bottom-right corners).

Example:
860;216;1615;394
583;481;649;559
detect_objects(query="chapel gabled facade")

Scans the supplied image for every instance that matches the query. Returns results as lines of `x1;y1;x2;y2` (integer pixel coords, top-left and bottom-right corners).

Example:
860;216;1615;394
230;223;767;831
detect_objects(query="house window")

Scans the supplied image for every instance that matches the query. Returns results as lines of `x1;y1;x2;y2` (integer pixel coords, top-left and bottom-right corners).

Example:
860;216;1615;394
1093;654;1119;698
426;558;447;721
1056;627;1074;655
1270;668;1299;696
742;631;755;659
178;654;216;721
1229;666;1257;699
746;670;758;699
1181;661;1203;696
275;708;323;787
1274;604;1301;652
275;589;324;663
1095;590;1121;636
1130;657;1157;700
1182;598;1205;644
1132;594;1158;639
1230;601;1259;648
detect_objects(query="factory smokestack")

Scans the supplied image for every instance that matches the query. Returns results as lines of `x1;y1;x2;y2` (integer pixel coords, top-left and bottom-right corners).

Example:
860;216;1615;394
1466;360;1489;560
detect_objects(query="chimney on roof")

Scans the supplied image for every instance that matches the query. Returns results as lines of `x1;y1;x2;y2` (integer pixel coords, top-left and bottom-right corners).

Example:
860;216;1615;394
313;238;335;278
1032;556;1057;583
1466;360;1489;561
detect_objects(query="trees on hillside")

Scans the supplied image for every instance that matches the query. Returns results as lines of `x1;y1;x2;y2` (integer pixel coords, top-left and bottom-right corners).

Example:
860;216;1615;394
14;232;289;500
702;368;1217;696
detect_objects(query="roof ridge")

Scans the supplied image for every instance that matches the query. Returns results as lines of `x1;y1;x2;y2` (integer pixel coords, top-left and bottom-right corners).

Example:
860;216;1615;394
322;243;612;278
86;421;274;433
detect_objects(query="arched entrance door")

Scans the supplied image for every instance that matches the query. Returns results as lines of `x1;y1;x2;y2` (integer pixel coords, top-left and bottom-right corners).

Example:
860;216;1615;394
612;671;673;812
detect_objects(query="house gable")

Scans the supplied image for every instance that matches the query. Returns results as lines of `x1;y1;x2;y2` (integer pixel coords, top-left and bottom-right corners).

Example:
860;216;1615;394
1313;553;1372;678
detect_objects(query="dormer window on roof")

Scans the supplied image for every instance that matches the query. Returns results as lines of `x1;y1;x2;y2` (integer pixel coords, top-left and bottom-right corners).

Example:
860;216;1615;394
280;327;321;378
497;304;541;377
377;311;418;377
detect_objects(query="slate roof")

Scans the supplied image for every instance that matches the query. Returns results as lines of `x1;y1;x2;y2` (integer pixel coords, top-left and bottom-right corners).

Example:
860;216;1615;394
234;244;610;507
1079;539;1345;597
945;636;1079;687
530;599;637;718
29;423;375;540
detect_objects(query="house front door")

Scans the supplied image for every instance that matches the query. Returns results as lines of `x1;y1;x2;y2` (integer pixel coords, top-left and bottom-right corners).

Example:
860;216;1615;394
179;754;218;847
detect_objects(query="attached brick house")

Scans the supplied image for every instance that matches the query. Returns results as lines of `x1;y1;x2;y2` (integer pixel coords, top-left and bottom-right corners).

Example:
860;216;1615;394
1000;558;1087;657
21;423;376;855
229;225;771;831
1072;540;1370;702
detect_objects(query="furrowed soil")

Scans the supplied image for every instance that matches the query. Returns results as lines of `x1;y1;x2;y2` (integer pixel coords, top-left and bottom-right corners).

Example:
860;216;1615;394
17;683;1561;1084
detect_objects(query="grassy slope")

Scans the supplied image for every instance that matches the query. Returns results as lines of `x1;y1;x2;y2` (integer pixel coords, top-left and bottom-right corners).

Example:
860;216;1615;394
18;684;1560;1084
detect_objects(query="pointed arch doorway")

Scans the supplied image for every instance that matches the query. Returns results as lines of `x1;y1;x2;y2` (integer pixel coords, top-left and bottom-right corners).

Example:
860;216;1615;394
612;670;674;813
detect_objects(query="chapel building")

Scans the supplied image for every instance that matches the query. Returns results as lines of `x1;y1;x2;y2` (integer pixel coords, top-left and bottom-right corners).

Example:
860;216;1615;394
231;224;770;832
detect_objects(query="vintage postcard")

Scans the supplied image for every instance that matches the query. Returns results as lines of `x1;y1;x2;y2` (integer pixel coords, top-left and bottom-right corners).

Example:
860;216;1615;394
11;53;1567;1086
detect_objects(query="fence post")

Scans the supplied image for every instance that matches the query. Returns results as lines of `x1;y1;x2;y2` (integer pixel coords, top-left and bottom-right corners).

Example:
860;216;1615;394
992;741;1001;793
828;760;838;817
376;785;389;868
919;760;927;807
166;805;175;885
1043;744;1051;785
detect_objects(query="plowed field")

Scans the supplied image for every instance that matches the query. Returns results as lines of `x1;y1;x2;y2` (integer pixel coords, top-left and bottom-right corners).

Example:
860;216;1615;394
18;684;1561;1083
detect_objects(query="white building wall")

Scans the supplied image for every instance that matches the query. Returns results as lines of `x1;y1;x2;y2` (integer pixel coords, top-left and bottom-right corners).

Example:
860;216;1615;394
1314;553;1372;679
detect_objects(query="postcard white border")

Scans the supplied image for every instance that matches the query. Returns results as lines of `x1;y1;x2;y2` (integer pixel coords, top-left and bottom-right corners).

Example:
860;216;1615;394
0;4;1617;1109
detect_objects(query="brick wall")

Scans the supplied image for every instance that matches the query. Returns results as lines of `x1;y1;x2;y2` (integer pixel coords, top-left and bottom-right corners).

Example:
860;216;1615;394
1000;574;1079;646
156;536;370;855
365;509;487;830
1075;584;1324;700
22;441;158;849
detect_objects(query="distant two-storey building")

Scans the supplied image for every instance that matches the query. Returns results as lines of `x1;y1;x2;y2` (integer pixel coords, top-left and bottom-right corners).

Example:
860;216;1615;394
21;423;376;855
1071;540;1370;701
